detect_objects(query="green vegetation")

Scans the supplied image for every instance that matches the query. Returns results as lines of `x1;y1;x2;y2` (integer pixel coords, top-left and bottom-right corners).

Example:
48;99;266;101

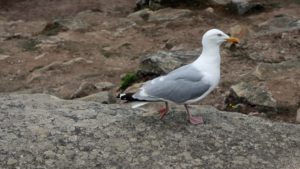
22;39;39;51
102;50;113;58
0;48;5;54
119;73;138;90
29;65;44;73
41;21;66;36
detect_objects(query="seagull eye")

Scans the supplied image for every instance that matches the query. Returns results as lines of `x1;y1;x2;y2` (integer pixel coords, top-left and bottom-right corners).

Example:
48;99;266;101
217;33;222;37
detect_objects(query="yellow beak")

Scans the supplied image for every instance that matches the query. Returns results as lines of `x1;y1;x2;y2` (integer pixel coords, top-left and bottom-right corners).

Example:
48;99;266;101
226;37;240;43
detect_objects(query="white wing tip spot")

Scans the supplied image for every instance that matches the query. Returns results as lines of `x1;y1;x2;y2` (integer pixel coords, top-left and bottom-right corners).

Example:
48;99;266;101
159;77;164;81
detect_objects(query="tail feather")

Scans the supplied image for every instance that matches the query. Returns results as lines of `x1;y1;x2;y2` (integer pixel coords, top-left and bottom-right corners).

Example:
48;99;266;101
131;102;148;108
117;93;145;102
117;93;149;108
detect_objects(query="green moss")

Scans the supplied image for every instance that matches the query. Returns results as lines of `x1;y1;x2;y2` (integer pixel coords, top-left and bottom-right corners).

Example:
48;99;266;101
119;73;138;90
102;50;113;58
41;21;66;36
0;48;5;54
29;65;44;73
22;39;39;51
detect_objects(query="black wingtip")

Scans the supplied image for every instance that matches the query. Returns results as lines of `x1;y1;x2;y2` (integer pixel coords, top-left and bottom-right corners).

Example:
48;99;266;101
117;93;146;102
117;93;135;101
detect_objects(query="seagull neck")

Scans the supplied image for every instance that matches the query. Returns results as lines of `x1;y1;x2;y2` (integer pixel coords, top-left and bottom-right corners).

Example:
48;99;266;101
194;45;221;65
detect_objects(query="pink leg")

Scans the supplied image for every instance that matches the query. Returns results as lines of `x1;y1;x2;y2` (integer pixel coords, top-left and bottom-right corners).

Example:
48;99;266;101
184;104;204;124
158;102;169;119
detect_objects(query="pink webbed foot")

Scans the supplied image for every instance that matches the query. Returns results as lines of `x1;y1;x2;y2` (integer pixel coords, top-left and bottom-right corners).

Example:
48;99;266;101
188;116;204;124
184;104;204;125
158;108;168;119
158;102;169;119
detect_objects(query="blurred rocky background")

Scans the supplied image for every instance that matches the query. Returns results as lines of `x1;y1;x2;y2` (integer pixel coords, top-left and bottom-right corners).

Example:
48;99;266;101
0;0;299;168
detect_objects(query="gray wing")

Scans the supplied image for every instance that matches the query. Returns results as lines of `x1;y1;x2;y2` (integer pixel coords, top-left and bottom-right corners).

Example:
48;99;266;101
133;64;211;103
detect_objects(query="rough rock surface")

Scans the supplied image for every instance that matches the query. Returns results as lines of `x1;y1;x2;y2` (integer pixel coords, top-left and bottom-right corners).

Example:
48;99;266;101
0;94;300;169
0;20;47;39
135;0;265;15
128;8;193;23
78;91;115;104
229;81;277;109
226;59;300;115
297;108;300;123
257;14;300;34
70;82;98;99
94;82;115;91
209;0;231;5
147;8;193;22
0;0;299;127
229;0;265;15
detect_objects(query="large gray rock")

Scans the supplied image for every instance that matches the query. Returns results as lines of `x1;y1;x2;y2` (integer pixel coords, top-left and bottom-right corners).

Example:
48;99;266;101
148;8;193;22
0;94;300;169
252;60;300;111
229;0;265;15
257;15;300;34
78;91;115;104
230;82;277;109
128;8;193;23
135;0;264;16
228;60;300;115
137;50;199;76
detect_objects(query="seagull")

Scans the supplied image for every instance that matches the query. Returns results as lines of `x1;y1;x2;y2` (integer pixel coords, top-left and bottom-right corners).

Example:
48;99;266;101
119;29;239;124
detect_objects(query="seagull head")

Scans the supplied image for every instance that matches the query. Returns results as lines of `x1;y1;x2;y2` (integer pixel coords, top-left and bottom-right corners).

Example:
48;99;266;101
202;29;239;47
